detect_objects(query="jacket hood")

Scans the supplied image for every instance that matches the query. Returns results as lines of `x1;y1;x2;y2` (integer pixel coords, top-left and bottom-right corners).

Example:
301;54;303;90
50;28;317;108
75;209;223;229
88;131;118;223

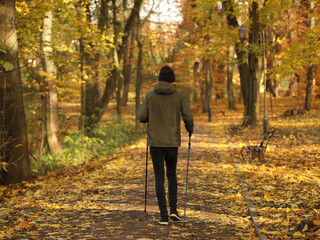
154;81;176;94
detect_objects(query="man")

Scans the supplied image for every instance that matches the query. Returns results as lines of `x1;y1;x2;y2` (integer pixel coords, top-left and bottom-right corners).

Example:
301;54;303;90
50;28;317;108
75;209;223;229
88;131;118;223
138;65;194;225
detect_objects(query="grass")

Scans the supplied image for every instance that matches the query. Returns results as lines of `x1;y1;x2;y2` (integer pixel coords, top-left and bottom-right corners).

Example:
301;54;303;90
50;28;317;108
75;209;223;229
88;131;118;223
32;120;145;175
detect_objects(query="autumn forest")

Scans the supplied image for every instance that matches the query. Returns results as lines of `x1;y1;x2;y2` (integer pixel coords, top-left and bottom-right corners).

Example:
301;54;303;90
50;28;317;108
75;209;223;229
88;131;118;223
1;0;320;239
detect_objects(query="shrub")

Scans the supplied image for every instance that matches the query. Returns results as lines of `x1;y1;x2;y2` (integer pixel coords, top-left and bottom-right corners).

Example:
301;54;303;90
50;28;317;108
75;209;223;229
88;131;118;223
32;121;143;174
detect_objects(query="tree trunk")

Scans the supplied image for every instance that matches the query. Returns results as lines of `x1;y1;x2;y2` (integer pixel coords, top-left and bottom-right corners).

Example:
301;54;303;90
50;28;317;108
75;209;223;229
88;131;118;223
227;45;236;110
42;11;62;153
266;31;277;98
0;0;30;185
304;1;314;111
214;63;224;103
193;61;200;101
85;57;100;129
223;1;249;109
76;1;86;132
39;94;47;165
118;0;143;60
81;2;100;131
98;0;109;32
315;65;320;98
112;0;122;123
305;65;313;110
201;60;207;113
121;28;135;106
135;18;142;131
78;37;86;132
205;60;212;122
247;2;262;128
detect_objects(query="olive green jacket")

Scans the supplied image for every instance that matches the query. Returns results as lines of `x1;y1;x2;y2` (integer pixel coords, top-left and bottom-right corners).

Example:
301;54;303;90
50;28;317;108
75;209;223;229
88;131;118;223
138;81;194;147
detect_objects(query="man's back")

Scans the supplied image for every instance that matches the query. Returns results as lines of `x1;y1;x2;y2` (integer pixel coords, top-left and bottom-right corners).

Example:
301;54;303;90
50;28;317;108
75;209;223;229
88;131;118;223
139;81;193;147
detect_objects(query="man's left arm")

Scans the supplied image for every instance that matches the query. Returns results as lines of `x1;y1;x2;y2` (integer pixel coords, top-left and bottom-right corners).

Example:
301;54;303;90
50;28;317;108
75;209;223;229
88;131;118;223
181;93;194;134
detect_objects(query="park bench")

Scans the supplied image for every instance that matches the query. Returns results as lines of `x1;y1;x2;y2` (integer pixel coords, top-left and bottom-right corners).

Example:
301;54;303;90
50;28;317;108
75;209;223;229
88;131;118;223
240;127;280;164
229;115;250;135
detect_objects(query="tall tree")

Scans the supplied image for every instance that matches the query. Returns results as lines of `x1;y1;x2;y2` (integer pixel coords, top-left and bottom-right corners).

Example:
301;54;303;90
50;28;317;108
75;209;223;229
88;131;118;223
194;3;214;119
227;45;236;110
121;28;135;106
193;61;200;101
247;1;263;128
82;0;101;131
0;0;30;184
78;32;86;132
223;0;263;127
42;10;62;153
304;1;314;111
113;0;122;123
205;60;212;122
222;0;249;111
266;30;277;98
135;16;142;131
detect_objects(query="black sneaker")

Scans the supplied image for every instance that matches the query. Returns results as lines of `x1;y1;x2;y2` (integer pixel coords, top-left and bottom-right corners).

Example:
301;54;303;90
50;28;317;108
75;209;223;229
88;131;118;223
158;217;169;225
169;212;181;221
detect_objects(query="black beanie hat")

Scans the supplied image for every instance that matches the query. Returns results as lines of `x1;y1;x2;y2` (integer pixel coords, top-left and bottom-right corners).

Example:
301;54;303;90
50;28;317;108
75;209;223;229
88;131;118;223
159;65;175;83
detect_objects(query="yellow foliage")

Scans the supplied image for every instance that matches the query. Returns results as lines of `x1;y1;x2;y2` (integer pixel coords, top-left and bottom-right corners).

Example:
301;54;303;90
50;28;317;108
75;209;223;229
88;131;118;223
292;231;306;238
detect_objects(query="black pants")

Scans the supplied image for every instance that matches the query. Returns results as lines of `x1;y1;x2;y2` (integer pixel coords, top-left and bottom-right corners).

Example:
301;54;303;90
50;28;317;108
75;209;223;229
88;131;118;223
150;147;178;219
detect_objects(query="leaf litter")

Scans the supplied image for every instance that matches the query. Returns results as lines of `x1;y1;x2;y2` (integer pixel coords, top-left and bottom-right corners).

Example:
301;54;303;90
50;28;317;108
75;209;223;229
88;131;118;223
1;98;320;239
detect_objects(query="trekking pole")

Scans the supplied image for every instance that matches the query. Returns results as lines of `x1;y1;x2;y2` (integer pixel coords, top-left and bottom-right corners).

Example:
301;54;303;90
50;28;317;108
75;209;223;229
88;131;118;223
144;142;148;212
183;133;192;226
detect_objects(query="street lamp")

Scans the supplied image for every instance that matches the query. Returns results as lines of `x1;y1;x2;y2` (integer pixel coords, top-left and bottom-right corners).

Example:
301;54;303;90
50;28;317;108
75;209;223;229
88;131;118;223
238;25;268;136
238;25;247;42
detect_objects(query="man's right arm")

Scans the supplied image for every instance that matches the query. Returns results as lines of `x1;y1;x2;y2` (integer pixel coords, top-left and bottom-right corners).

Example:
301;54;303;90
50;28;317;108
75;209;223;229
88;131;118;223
138;94;149;123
